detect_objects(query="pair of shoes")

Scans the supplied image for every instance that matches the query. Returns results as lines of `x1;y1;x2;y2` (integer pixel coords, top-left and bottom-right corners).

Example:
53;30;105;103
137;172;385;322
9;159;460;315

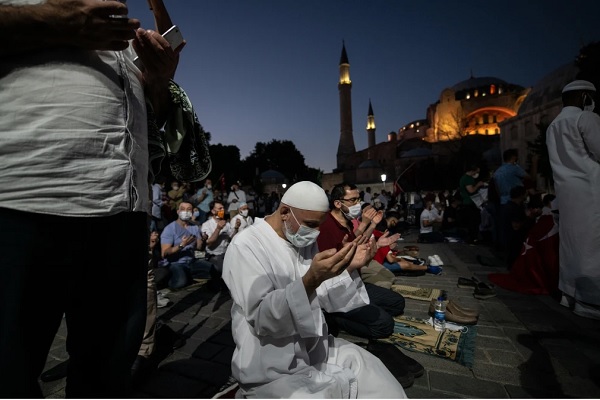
428;299;479;324
40;359;69;382
426;265;443;275
428;255;444;265
366;341;424;388
473;281;496;299
457;277;477;289
157;292;170;308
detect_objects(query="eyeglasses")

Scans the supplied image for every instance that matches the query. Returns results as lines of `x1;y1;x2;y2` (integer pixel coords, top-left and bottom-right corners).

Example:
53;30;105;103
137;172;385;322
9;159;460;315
340;197;360;204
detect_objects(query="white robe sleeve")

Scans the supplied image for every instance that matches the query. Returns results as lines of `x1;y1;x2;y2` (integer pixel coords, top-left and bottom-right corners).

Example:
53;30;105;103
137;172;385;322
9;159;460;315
316;269;370;313
223;238;324;339
579;111;600;162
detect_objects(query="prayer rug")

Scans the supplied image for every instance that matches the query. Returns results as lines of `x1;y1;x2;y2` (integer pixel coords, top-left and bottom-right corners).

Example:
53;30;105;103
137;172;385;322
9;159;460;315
380;315;477;368
391;284;442;301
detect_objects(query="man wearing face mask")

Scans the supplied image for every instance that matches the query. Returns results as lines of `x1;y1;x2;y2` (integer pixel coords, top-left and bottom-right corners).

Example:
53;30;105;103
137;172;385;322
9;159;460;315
201;200;237;279
161;202;214;290
194;178;214;224
230;202;254;234
546;80;600;320
222;181;407;398
317;183;421;388
459;164;486;244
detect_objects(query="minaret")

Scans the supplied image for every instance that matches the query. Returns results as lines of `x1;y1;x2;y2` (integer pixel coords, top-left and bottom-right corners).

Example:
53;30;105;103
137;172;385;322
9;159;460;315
336;41;355;171
366;99;376;148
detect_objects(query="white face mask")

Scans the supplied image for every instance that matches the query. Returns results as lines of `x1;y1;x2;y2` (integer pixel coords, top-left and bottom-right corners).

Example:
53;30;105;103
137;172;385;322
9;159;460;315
342;203;362;220
284;209;320;247
239;209;248;217
584;94;596;112
178;211;192;221
206;184;212;190
472;173;479;179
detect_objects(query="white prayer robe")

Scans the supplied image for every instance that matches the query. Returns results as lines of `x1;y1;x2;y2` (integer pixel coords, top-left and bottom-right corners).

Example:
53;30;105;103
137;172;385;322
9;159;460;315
223;218;407;398
546;106;600;306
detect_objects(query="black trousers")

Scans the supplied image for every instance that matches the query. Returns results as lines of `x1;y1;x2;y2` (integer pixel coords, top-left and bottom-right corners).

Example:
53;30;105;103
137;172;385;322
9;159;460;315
0;208;148;398
328;283;405;339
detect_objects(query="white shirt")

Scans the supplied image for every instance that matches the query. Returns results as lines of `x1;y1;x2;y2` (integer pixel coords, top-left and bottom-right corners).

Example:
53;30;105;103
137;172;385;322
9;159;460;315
201;217;233;256
420;208;433;233
0;16;149;216
226;189;247;212
230;213;254;233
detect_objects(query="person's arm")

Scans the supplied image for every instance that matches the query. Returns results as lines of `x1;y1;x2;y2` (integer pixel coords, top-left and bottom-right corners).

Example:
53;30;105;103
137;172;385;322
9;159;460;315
0;0;139;57
206;220;226;248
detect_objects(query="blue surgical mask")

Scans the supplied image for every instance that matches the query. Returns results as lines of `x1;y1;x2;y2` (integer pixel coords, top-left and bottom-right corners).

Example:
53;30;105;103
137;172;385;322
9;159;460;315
193;211;200;218
284;209;320;247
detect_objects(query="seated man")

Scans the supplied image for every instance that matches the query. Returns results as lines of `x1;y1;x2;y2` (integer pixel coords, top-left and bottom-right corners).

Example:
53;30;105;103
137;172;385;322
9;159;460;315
161;202;215;289
201;200;237;277
418;200;445;243
223;181;407;398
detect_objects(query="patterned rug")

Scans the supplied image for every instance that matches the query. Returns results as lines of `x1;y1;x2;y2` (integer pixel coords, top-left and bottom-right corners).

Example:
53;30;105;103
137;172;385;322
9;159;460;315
380;315;477;368
391;284;442;301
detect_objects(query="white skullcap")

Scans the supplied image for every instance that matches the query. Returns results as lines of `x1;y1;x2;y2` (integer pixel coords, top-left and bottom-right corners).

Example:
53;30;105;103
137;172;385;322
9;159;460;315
281;181;330;212
562;80;596;93
238;202;247;208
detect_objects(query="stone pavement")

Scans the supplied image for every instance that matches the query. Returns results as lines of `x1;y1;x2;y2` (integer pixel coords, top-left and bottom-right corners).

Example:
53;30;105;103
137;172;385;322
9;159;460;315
41;229;600;398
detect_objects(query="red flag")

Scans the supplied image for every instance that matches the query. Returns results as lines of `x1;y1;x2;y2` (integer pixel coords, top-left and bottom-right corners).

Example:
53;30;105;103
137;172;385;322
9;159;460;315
393;178;404;197
218;173;226;192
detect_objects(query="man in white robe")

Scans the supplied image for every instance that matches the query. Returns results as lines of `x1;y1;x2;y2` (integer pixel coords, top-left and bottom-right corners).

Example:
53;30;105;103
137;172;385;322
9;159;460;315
223;181;407;398
546;79;600;320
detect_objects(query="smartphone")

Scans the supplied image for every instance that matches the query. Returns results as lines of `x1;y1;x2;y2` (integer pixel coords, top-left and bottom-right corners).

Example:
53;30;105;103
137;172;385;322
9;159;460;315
133;25;185;69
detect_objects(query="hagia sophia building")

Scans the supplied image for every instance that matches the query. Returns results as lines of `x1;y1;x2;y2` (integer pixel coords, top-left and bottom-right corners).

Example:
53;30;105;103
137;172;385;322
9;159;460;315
320;42;581;194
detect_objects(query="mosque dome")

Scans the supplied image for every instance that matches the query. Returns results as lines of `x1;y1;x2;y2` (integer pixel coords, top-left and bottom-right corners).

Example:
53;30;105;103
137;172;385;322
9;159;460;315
358;159;381;169
516;62;578;115
451;76;510;92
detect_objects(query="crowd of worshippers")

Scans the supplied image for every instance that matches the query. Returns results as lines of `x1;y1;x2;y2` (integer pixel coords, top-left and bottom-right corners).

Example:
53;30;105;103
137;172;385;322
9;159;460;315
360;151;556;272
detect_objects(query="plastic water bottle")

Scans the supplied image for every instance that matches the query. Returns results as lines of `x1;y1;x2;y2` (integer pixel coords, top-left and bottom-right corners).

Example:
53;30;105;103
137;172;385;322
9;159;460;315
433;296;446;331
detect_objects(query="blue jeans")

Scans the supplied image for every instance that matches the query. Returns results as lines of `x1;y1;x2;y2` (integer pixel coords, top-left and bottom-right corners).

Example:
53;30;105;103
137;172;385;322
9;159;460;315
168;259;215;289
383;261;402;273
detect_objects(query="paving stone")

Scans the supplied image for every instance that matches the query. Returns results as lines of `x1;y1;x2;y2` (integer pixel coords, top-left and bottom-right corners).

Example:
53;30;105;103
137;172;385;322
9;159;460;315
134;370;210;398
485;349;525;366
476;336;517;352
472;362;521;385
504;384;563;399
429;370;508;398
476;326;506;337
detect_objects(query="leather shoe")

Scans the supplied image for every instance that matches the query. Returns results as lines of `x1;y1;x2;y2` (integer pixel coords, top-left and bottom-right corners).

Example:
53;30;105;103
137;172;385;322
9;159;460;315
447;300;479;318
429;299;478;325
445;306;478;325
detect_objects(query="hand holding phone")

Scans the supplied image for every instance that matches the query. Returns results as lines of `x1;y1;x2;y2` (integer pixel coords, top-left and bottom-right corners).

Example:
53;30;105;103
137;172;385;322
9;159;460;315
133;25;185;69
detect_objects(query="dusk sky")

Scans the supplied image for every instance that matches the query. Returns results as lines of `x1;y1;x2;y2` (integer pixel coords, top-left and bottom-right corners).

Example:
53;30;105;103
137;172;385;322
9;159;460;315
128;0;600;174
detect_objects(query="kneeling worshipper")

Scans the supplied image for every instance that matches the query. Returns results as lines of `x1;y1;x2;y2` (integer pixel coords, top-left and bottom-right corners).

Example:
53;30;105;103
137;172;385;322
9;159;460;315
223;181;407;398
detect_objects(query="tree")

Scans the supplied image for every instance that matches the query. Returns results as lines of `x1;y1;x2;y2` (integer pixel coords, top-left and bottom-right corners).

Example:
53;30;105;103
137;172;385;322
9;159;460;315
240;139;323;186
208;143;242;191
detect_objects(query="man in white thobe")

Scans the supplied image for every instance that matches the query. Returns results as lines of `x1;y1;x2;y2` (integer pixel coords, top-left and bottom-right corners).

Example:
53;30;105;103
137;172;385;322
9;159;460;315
546;79;600;320
223;181;407;398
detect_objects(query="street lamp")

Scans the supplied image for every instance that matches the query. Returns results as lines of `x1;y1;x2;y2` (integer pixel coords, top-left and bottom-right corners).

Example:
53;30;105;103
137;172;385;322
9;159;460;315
282;183;287;190
380;174;387;191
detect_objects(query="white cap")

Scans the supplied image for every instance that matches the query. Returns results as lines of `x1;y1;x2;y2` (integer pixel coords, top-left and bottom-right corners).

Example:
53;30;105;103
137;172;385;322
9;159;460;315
281;181;330;212
562;80;596;93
